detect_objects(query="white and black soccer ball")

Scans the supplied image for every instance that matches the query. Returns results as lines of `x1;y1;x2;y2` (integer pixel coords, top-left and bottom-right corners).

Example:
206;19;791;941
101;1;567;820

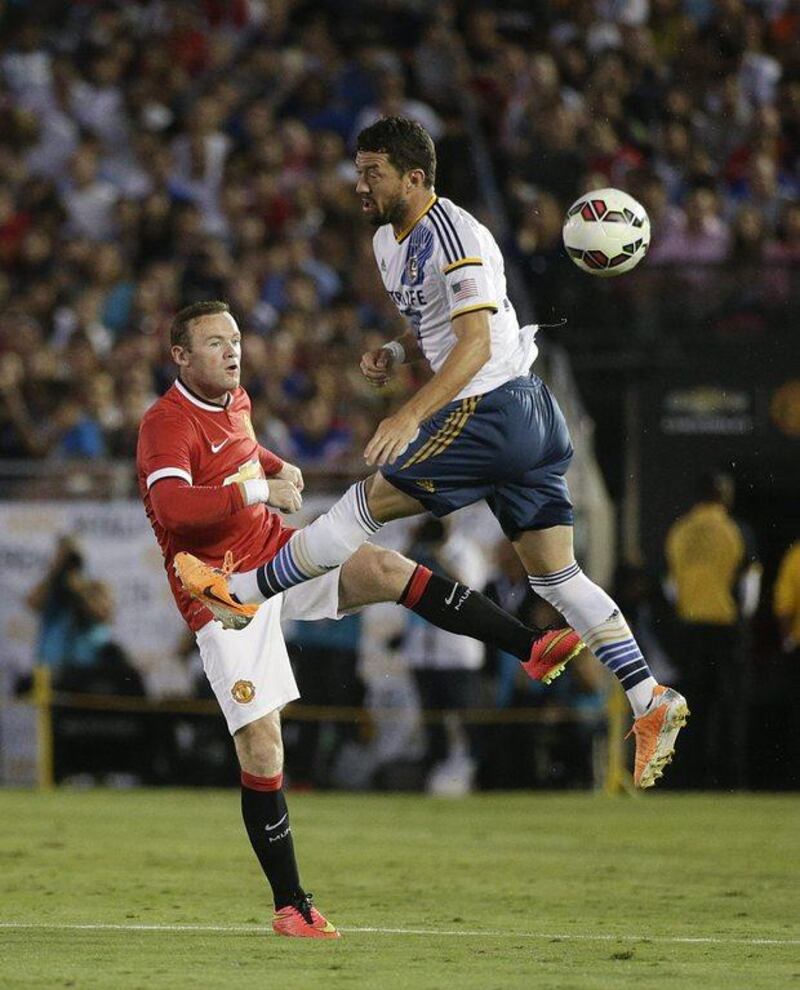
562;188;650;277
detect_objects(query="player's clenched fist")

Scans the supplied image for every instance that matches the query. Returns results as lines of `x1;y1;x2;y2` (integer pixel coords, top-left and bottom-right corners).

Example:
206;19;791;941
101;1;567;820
273;461;305;492
266;479;303;513
239;478;303;513
360;347;396;387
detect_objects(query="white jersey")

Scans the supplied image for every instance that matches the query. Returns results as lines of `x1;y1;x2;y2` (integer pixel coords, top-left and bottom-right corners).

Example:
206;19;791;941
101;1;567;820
373;194;537;401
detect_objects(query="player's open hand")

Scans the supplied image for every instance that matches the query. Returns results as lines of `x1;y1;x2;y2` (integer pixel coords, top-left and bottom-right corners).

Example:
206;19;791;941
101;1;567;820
274;461;304;493
364;411;420;467
360;347;395;387
267;479;303;514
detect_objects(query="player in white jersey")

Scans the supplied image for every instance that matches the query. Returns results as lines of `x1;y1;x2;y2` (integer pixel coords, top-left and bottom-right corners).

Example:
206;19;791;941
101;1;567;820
371;191;534;402
354;116;687;787
179;117;687;787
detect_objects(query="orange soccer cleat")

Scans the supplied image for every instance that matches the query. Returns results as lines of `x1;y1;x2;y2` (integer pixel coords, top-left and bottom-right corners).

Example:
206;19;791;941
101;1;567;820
272;894;340;939
173;550;258;631
521;627;584;685
627;685;690;788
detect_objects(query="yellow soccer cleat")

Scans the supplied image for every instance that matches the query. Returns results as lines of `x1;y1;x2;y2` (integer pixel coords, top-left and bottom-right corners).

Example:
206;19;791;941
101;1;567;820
627;685;690;788
173;550;258;631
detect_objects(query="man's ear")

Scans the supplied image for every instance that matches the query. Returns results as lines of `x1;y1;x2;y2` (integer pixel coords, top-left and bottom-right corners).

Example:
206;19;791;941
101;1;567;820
171;345;189;367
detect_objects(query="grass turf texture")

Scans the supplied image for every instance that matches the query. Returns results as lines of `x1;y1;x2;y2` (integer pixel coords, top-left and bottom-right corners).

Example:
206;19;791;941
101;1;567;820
0;791;798;990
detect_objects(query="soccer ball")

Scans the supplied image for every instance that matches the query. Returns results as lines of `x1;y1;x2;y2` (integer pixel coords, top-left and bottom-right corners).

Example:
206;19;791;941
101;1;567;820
562;188;650;277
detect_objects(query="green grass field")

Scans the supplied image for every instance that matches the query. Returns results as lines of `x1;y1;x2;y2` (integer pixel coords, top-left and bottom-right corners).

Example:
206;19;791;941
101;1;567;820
0;790;798;990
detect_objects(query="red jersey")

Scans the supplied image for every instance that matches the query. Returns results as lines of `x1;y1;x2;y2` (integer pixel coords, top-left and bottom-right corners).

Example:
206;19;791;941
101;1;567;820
137;379;290;630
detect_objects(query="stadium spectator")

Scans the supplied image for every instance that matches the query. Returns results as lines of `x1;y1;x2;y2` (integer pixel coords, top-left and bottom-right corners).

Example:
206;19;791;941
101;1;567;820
24;536;116;683
400;517;487;795
664;473;761;788
483;540;605;790
0;0;795;470
774;541;800;658
648;186;730;265
772;539;800;776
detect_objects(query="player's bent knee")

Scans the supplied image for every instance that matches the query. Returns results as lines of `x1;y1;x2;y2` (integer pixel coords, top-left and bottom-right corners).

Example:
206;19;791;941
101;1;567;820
234;710;284;777
363;544;414;590
338;544;415;610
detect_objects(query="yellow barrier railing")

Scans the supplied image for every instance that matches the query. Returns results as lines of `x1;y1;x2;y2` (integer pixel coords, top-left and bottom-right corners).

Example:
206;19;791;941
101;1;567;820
32;666;54;791
15;667;628;792
604;684;634;795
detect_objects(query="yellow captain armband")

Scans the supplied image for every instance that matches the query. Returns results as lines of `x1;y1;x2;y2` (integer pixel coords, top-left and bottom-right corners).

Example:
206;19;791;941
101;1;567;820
443;257;483;274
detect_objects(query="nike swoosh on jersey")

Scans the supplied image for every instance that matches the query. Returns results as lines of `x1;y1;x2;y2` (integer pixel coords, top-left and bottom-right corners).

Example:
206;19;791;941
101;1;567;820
211;439;229;453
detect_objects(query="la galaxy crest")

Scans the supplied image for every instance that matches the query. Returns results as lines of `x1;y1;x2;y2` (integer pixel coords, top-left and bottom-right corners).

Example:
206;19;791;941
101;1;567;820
401;224;434;288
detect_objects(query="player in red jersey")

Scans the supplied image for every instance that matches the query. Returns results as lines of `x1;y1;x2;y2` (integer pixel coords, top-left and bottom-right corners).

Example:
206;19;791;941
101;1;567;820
139;301;581;939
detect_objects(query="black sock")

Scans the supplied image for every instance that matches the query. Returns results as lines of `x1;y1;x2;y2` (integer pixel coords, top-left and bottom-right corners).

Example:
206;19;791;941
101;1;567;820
399;565;537;660
240;772;302;910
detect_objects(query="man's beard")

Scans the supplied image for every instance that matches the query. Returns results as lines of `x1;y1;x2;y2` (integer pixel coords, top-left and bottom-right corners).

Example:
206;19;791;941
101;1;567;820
370;194;408;228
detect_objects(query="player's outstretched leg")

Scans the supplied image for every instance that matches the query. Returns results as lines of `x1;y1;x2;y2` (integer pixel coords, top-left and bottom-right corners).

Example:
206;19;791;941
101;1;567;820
238;480;382;601
175;480;381;624
177;544;583;680
395;562;583;683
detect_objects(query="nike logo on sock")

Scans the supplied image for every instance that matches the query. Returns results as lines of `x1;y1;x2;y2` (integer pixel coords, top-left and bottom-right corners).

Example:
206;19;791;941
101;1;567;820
445;583;458;606
265;813;288;832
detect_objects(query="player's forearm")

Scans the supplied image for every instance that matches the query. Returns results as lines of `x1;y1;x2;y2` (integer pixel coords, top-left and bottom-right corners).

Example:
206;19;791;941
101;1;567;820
150;477;246;534
401;330;490;423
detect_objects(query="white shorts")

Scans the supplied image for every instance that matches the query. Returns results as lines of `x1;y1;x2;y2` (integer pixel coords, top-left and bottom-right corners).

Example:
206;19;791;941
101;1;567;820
195;568;343;735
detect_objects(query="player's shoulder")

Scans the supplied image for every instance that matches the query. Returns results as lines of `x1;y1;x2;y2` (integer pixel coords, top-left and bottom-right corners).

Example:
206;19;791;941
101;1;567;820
138;385;193;439
432;196;481;231
139;386;179;427
372;223;394;253
428;196;496;267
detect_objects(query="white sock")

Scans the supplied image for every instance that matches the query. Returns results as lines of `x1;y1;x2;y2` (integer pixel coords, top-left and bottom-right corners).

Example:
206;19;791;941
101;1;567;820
228;568;262;605
528;562;658;716
230;480;382;602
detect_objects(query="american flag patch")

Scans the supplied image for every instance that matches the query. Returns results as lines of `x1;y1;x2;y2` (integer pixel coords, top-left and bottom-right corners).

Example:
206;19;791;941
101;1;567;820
452;278;479;303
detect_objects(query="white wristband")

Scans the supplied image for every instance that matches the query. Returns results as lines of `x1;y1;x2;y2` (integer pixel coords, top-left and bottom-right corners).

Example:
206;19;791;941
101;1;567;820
241;478;270;506
382;340;405;365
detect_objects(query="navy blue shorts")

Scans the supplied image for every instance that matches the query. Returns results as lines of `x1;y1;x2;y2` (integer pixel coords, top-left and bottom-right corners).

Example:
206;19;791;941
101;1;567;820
382;375;574;538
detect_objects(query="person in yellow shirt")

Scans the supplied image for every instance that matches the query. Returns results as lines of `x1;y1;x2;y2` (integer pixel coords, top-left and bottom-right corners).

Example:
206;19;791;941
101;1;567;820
774;541;800;654
665;473;760;788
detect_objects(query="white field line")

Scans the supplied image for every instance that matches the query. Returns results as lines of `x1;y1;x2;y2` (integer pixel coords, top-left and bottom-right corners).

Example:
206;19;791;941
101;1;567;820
0;922;797;946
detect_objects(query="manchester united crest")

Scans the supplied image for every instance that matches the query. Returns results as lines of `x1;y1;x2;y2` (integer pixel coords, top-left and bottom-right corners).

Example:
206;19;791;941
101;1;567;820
231;680;256;704
239;412;256;441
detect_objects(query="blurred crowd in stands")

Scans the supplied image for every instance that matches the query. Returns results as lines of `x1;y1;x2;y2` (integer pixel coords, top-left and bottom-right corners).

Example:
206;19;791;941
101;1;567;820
0;0;798;465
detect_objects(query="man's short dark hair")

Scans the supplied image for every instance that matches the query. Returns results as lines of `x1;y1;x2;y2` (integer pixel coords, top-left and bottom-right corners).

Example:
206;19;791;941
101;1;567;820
170;300;230;349
357;116;437;188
